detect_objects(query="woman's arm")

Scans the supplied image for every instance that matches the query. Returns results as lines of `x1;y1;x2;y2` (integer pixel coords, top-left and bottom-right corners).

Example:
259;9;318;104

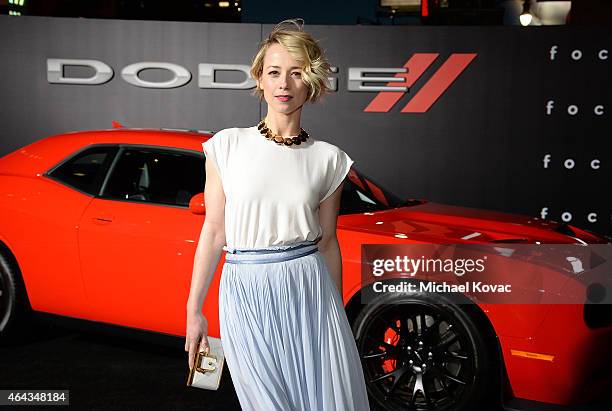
185;154;226;367
186;156;226;314
318;179;346;297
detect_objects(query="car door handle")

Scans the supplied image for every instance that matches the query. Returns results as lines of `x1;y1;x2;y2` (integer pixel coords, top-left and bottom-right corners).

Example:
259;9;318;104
92;216;114;224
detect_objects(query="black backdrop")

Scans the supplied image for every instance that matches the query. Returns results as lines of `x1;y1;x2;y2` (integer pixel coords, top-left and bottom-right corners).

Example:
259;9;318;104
0;16;609;236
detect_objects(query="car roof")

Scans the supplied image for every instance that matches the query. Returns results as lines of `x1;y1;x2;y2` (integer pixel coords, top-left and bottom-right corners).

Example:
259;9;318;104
53;127;215;146
0;128;214;176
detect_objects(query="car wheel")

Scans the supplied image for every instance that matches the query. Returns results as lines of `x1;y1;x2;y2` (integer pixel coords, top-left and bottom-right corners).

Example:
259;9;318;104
0;252;32;343
352;290;494;411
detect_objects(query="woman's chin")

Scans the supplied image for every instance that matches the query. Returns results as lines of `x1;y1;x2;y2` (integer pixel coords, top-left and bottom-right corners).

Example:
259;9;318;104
269;105;302;115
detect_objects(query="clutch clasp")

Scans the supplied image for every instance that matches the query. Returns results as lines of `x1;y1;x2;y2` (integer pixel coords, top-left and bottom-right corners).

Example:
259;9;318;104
195;350;218;373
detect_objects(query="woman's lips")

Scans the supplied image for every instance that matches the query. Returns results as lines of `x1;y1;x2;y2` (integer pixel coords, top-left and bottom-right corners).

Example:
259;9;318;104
275;96;292;102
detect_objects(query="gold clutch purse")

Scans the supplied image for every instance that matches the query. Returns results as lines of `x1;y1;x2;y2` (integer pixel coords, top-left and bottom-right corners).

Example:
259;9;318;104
186;336;225;390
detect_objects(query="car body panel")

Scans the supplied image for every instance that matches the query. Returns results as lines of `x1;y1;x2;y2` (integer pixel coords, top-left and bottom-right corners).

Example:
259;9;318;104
0;173;91;317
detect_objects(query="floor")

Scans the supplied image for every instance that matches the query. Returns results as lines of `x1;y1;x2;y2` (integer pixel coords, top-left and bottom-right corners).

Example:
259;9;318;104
0;319;240;410
1;317;610;411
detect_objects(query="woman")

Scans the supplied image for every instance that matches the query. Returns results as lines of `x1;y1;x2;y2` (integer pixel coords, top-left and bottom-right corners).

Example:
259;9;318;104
185;19;370;411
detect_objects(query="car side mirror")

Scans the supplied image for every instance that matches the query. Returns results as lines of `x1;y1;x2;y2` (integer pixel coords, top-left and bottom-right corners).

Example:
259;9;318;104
189;192;205;214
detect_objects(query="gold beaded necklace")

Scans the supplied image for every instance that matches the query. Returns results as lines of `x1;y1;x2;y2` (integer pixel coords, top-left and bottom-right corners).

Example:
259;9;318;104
257;119;309;147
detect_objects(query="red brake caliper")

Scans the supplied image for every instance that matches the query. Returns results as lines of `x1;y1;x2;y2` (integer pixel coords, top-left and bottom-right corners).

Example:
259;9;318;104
381;319;401;374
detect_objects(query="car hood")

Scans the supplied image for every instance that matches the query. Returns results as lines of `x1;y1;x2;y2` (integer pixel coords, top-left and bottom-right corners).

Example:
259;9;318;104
341;201;607;244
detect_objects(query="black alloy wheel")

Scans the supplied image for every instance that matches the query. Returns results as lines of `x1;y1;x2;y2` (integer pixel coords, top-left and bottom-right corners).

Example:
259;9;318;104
352;292;493;411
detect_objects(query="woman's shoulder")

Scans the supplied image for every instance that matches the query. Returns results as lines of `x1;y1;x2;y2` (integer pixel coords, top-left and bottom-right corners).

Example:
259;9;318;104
205;127;241;148
311;137;349;158
211;127;238;140
211;125;257;141
311;137;355;173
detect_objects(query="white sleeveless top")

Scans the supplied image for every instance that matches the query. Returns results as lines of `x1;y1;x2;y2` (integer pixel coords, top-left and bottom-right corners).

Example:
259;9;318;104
202;126;354;250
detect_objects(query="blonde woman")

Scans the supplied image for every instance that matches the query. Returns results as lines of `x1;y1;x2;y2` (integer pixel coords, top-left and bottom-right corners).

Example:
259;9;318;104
185;19;370;411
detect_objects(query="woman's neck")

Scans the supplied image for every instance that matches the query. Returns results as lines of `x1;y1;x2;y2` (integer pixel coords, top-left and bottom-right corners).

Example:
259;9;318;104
264;111;302;137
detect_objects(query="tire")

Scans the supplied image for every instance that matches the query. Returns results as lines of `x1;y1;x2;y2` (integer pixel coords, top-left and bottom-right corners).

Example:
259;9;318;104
0;251;32;344
352;289;495;411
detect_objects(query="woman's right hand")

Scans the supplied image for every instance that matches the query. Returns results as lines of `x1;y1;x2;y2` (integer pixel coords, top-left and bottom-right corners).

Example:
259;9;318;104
185;312;210;370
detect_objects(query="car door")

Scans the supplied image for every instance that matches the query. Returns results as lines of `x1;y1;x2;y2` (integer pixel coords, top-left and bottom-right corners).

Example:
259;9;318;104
77;144;212;336
34;145;119;317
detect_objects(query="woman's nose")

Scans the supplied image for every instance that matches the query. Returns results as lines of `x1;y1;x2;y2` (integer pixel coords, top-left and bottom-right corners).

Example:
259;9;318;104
279;74;290;89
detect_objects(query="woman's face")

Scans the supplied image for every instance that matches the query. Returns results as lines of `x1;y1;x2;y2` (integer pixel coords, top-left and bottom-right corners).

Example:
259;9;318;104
257;42;309;117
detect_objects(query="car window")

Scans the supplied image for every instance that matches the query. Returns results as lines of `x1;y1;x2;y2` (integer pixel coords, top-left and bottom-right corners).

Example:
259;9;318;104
101;147;204;207
339;168;410;214
47;146;119;196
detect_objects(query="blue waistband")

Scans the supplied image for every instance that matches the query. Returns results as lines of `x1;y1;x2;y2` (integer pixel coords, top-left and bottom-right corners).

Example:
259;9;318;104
224;241;320;264
224;241;318;254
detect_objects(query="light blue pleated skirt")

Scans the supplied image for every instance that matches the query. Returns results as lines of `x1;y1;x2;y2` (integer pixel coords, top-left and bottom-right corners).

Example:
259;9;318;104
218;240;371;411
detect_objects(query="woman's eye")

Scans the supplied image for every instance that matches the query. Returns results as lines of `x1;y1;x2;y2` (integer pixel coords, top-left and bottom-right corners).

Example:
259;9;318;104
268;70;302;76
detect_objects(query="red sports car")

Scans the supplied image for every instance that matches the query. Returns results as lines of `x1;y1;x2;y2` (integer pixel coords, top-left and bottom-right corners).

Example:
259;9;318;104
0;127;610;411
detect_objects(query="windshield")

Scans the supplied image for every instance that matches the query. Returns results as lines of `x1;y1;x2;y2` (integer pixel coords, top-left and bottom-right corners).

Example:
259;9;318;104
339;167;424;215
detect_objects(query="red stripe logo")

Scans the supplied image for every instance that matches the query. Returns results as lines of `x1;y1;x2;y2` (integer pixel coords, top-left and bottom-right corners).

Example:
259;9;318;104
364;53;477;113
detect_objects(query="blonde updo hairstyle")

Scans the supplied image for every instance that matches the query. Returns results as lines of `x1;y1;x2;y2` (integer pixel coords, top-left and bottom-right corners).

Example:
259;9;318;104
250;18;333;104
